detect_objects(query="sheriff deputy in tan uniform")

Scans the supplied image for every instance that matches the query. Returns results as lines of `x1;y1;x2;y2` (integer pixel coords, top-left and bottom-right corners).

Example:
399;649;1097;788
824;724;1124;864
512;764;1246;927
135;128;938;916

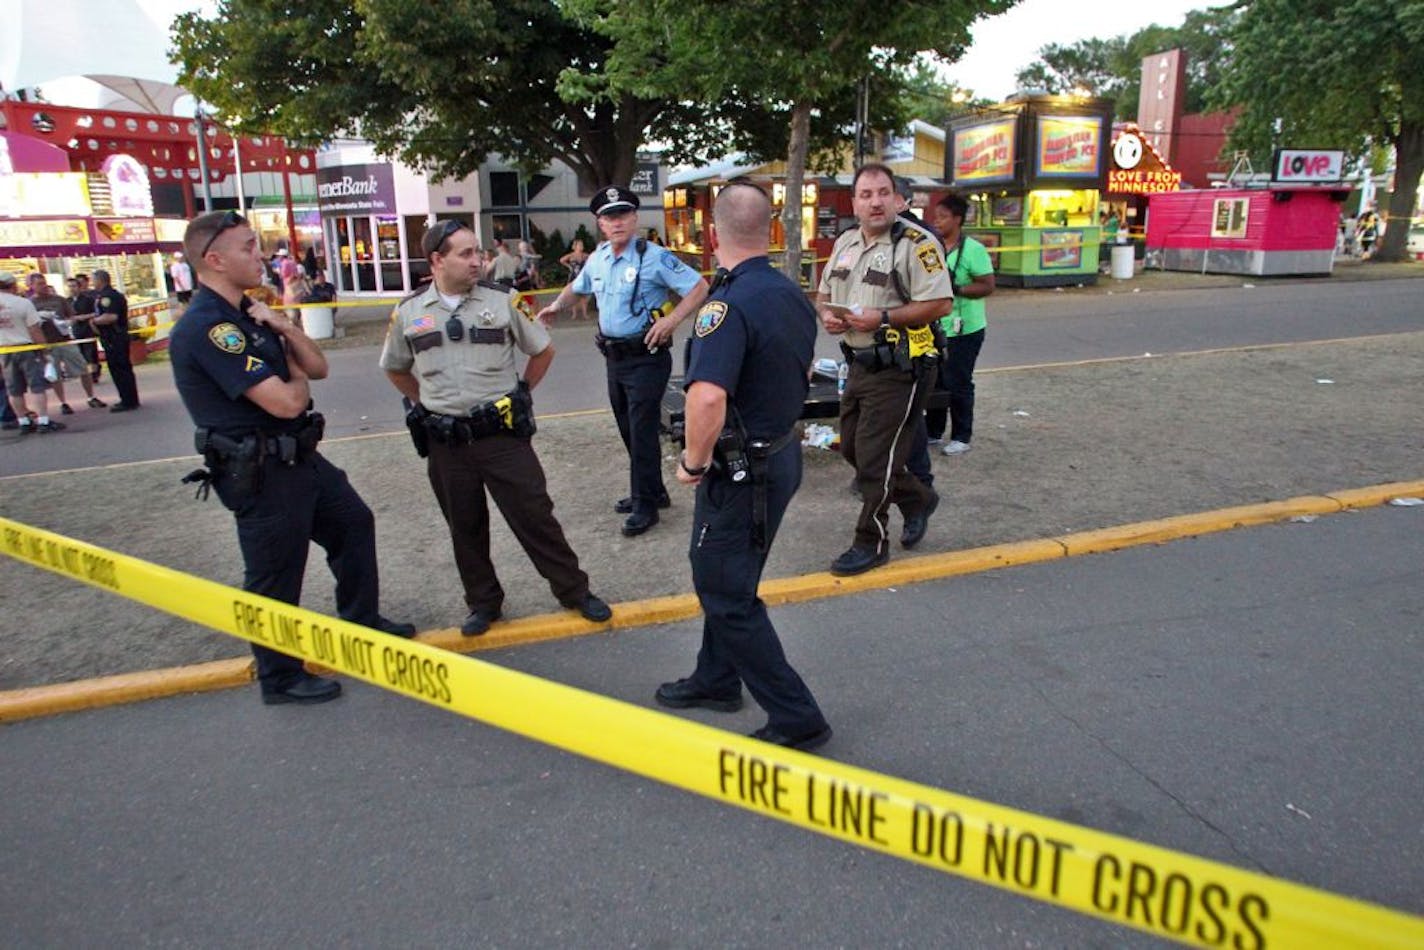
381;219;612;636
817;163;954;576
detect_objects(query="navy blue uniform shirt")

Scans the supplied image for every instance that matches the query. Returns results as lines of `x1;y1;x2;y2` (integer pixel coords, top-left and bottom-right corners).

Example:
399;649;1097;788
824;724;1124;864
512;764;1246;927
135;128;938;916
170;286;299;435
94;288;128;340
685;257;815;440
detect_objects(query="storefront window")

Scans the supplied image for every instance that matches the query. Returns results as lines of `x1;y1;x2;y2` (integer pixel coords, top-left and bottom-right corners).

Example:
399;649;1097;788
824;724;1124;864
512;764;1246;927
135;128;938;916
1027;189;1098;228
351;216;374;291
491;214;522;242
376;216;403;292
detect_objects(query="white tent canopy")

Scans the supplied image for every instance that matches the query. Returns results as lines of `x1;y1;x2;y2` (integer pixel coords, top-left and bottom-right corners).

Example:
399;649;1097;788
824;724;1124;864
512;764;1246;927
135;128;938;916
1;0;197;113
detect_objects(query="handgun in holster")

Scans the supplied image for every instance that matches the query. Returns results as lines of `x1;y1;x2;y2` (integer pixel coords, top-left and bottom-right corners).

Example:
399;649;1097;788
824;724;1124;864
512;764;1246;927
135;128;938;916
403;398;431;458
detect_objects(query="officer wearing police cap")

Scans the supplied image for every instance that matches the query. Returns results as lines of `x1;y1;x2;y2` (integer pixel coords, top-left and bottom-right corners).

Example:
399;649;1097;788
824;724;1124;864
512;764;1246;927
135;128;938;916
170;210;416;706
383;219;612;637
537;185;709;537
654;181;831;752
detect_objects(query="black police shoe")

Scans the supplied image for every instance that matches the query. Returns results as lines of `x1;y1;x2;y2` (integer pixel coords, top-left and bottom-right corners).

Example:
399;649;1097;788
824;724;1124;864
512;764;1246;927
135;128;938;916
655;678;743;712
900;491;940;549
261;674;343;706
622;509;659;537
565;593;612;623
109;403;137;413
749;722;834;752
375;616;417;638
461;606;503;637
830;545;888;576
614;492;671;514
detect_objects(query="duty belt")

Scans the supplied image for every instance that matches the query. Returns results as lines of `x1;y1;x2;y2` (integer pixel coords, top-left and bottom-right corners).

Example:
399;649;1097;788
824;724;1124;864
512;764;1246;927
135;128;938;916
414;383;536;449
183;412;326;498
595;332;659;361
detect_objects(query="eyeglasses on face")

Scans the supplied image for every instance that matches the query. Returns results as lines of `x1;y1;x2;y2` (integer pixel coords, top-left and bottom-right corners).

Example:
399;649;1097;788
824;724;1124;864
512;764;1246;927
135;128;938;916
199;210;249;258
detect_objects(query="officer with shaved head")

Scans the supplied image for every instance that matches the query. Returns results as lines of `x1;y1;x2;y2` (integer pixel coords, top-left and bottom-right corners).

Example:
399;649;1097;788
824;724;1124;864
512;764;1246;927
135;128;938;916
654;180;831;752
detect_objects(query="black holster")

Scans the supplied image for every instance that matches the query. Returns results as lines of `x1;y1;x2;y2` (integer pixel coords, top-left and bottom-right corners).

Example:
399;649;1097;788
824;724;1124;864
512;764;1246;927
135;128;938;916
404;398;431;457
191;427;265;497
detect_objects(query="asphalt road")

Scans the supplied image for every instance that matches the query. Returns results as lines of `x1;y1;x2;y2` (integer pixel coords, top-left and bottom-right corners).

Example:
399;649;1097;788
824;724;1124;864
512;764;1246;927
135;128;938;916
3;276;1421;479
3;503;1421;946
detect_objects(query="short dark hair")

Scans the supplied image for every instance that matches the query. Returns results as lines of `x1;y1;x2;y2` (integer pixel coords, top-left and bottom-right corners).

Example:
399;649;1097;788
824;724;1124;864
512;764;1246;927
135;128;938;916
92;269;111;285
936;192;969;223
852;162;896;192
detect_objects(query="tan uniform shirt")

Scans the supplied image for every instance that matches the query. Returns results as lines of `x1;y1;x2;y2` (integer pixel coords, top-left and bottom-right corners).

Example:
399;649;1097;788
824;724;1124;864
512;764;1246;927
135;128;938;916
379;281;550;415
818;222;953;349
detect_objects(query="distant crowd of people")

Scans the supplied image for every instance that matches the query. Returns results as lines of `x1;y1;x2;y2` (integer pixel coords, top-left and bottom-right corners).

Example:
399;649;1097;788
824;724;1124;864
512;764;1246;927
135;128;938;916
1;269;142;434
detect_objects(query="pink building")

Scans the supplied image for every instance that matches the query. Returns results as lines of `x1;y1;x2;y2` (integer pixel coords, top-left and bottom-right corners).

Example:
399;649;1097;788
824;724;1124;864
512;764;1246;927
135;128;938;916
1144;186;1345;276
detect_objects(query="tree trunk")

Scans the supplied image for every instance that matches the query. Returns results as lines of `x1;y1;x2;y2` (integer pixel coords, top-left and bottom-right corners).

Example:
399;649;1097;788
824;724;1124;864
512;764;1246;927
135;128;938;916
780;100;813;283
1375;119;1422;263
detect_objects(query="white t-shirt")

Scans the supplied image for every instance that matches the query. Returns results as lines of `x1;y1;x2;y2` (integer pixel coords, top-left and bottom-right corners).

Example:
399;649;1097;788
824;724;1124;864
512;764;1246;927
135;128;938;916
0;290;41;347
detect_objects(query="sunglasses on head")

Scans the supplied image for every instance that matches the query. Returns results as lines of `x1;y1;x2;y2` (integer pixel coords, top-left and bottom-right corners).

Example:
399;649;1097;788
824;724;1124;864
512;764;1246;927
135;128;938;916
199;210;248;258
429;219;469;254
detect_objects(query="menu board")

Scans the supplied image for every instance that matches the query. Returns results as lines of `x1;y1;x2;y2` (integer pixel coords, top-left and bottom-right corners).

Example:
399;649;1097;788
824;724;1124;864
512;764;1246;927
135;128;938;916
952;119;1016;184
1036;116;1104;179
1039;230;1084;269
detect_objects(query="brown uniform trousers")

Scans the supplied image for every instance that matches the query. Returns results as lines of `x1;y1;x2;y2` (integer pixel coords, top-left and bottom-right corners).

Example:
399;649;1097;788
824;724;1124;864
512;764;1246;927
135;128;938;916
426;431;590;613
840;359;937;552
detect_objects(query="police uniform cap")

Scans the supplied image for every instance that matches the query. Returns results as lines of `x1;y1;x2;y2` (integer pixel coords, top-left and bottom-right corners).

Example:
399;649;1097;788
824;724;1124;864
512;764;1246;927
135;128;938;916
590;186;640;216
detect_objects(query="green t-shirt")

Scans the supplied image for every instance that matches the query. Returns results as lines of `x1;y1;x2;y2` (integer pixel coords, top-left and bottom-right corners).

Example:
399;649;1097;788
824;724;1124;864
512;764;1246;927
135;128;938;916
937;236;993;336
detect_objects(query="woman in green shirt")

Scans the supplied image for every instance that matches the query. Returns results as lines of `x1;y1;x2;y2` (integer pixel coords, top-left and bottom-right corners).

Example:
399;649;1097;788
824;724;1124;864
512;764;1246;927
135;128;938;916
926;193;995;455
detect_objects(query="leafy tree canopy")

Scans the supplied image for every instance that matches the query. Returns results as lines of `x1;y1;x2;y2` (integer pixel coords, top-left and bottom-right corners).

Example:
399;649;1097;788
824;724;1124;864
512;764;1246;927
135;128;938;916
175;0;710;189
564;0;1016;275
1013;7;1238;120
1215;0;1424;260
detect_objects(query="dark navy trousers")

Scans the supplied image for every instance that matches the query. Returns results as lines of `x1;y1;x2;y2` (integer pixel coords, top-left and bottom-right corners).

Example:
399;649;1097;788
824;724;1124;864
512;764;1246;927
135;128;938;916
688;446;826;732
605;349;671;514
214;452;382;689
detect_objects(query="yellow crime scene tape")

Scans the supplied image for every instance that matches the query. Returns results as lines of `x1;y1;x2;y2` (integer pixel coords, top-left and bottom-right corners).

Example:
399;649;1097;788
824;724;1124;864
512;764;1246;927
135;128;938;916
3;516;1421;947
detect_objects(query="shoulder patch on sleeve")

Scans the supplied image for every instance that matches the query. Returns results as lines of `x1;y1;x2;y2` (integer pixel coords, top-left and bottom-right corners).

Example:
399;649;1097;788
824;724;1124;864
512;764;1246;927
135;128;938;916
915;242;944;275
694;301;728;338
513;293;535;320
208;322;246;353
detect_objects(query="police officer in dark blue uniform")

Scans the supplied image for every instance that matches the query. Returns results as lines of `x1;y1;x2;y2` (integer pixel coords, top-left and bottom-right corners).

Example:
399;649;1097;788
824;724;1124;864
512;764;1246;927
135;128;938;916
91;269;140;411
653;181;831;751
170;210;415;706
537;186;708;537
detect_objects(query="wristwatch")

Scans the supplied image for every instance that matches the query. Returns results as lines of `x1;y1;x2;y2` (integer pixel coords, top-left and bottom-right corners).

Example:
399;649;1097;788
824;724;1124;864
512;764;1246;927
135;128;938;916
880;309;892;328
679;452;709;476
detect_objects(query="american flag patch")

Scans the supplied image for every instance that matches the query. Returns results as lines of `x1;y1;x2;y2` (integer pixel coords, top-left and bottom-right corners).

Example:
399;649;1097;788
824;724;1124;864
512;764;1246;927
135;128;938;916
409;314;436;334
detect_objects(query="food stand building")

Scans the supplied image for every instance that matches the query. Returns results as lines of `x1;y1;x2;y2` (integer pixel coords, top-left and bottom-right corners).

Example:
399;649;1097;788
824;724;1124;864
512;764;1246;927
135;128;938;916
945;94;1115;287
1143;149;1348;277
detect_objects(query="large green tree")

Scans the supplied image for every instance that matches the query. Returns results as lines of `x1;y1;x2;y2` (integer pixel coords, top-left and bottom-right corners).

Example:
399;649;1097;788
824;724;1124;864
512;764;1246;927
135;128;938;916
172;0;704;189
1014;8;1239;120
567;0;1016;279
1216;0;1423;261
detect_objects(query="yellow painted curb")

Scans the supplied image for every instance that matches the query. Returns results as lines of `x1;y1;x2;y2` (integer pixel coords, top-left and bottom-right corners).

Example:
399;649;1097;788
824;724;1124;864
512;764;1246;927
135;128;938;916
0;657;252;722
1058;495;1345;556
3;480;1422;723
1326;480;1424;509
